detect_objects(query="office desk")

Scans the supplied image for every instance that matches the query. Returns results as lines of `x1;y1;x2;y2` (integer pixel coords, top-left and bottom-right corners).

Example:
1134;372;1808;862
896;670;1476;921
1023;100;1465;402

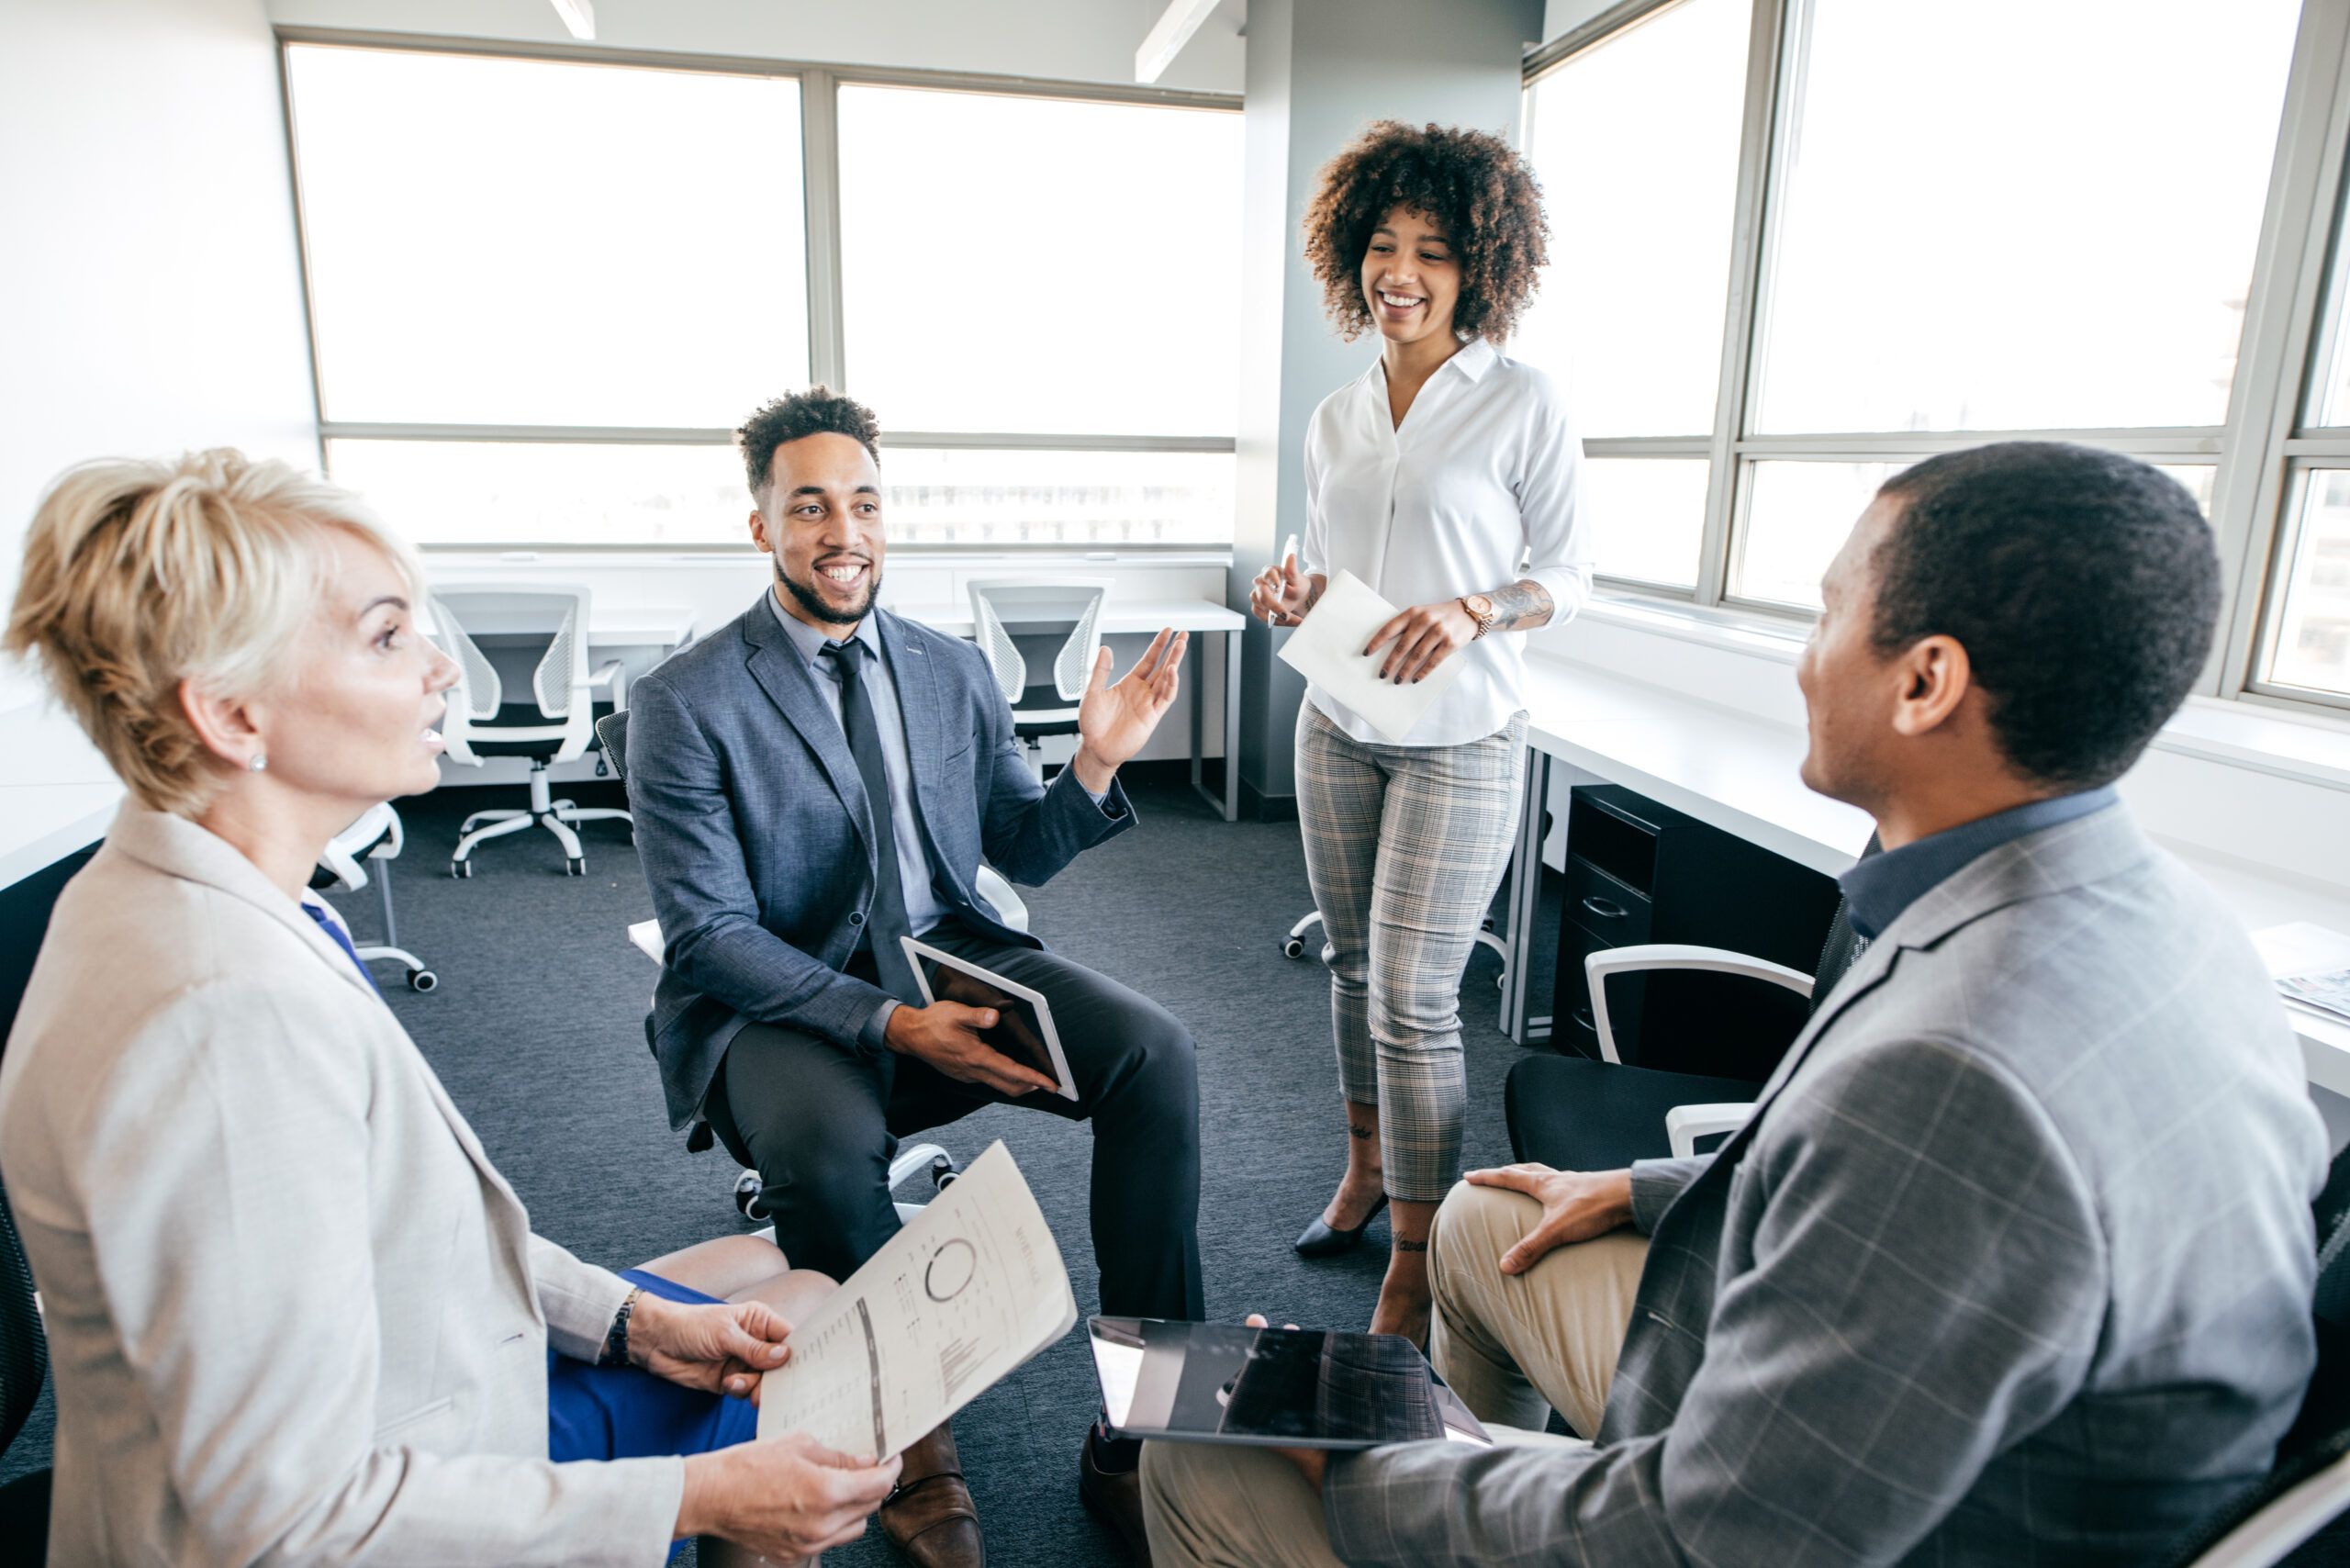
891;597;1248;822
1498;655;2350;1097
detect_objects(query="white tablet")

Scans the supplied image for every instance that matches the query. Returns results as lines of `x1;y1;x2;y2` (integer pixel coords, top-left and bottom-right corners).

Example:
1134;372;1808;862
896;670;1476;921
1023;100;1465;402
900;936;1080;1102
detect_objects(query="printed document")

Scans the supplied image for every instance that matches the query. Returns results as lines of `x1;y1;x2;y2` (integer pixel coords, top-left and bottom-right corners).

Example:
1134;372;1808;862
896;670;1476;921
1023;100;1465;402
1276;569;1470;743
2255;922;2350;1026
756;1142;1076;1460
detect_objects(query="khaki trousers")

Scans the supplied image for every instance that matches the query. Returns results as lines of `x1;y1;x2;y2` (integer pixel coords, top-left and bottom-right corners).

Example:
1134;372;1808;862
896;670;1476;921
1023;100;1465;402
1142;1181;1651;1568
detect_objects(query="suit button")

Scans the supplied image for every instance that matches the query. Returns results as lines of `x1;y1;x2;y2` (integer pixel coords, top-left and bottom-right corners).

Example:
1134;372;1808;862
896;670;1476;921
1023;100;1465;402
849;912;866;926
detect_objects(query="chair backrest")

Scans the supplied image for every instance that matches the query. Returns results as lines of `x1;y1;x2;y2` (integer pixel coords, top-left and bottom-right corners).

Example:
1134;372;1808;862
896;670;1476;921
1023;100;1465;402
966;579;1112;706
313;801;400;894
0;1176;45;1460
594;709;630;783
1806;832;1882;1018
430;585;597;764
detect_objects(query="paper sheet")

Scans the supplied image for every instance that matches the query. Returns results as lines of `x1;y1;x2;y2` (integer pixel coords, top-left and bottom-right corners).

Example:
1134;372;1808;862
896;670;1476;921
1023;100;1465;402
1276;570;1470;743
755;1142;1076;1460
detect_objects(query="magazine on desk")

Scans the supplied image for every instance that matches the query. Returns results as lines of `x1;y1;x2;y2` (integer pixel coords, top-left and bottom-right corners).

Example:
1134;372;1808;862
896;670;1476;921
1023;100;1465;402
755;1142;1076;1461
2253;923;2350;1027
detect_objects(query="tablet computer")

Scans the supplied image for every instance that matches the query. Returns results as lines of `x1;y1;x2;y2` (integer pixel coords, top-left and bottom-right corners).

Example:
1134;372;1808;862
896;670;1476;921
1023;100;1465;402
901;936;1080;1102
1088;1316;1491;1450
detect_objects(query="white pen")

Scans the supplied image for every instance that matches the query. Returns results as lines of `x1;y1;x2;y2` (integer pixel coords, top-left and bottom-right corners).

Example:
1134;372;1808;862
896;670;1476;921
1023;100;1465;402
1273;534;1300;625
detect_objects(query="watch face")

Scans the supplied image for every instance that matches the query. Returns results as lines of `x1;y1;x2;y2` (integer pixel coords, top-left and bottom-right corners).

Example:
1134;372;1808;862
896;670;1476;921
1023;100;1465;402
1465;595;1494;620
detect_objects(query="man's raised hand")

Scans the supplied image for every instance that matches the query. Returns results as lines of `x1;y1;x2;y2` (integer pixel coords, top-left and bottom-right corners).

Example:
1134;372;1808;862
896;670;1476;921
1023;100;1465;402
1071;627;1188;791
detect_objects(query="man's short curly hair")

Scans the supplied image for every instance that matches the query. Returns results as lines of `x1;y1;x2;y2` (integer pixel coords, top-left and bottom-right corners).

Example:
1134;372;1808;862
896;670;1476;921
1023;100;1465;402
738;386;882;503
1301;120;1550;343
1871;442;2219;791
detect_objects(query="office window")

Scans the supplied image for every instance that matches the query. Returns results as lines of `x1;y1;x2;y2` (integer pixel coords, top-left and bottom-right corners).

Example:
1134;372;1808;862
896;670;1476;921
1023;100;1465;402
325;441;752;547
285;45;808;428
836;85;1243;438
2262;472;2350;700
880;449;1234;548
1582;458;1709;590
1751;0;2298;435
1737;459;2216;613
1516;0;1749;442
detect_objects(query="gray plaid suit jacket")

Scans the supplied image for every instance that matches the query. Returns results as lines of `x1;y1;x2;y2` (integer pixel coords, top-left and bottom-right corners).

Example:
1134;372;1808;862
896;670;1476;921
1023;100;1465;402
1326;804;2327;1566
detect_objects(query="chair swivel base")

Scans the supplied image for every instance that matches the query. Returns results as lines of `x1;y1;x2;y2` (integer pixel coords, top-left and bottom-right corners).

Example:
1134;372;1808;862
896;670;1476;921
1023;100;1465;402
451;778;632;877
353;943;437;992
1282;909;1512;990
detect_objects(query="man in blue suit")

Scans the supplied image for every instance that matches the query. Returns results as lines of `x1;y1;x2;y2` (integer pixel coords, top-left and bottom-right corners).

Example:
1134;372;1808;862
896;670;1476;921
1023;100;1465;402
625;386;1202;1567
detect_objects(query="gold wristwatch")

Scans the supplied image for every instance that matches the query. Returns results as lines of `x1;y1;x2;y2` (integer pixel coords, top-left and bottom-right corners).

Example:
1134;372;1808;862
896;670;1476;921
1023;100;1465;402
1458;593;1498;640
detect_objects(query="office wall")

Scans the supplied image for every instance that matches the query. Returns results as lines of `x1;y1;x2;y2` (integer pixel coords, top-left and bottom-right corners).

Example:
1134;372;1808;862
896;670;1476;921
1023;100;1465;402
0;0;319;708
259;0;1248;92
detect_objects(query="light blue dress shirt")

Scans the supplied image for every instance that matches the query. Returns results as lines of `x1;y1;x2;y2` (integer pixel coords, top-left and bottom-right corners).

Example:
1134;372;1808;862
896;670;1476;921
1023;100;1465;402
766;590;954;940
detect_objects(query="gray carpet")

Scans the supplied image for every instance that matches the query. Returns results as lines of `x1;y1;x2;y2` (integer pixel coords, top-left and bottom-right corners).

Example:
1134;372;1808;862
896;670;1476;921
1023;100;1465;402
6;768;1561;1566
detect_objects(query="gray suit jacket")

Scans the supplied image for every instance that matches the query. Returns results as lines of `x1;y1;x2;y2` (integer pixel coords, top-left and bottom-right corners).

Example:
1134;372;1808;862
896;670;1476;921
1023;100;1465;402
1327;805;2327;1566
0;808;681;1567
624;597;1132;1127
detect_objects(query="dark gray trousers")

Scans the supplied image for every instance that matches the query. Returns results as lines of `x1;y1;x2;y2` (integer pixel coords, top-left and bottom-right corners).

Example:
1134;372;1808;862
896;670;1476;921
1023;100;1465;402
701;923;1206;1322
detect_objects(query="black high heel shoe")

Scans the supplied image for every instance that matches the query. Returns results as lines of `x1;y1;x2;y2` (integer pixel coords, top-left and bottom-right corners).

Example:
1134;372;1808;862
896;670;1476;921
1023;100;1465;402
1293;1193;1389;1258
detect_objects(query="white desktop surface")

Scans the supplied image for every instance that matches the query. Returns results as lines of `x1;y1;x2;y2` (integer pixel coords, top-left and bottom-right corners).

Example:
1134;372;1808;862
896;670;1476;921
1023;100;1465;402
0;699;123;889
890;597;1245;638
1519;654;2350;1094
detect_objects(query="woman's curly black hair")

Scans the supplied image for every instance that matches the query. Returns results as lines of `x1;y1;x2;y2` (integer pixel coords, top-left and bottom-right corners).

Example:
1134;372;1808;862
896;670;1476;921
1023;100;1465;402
1301;120;1550;343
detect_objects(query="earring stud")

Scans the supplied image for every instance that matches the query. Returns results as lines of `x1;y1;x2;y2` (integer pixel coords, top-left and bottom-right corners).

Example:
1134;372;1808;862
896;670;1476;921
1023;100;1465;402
248;754;267;773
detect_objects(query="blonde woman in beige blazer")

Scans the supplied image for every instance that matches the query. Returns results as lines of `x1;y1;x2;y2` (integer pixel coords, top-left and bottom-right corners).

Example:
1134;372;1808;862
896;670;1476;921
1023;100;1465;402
0;451;901;1566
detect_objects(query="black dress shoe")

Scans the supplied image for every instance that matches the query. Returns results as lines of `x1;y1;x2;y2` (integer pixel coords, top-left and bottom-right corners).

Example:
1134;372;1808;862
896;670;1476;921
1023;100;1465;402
1293;1193;1388;1257
1080;1431;1152;1564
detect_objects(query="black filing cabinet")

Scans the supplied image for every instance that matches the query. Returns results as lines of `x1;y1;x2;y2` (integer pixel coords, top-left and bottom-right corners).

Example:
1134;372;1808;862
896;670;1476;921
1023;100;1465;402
1554;784;1842;1082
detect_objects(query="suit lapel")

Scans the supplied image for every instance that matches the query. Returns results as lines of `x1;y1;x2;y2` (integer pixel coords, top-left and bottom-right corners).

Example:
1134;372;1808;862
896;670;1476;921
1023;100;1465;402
739;599;880;875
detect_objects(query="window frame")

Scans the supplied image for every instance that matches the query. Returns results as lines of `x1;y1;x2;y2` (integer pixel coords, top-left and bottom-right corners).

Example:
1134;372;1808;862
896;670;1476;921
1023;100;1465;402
1522;0;2350;717
274;27;1242;555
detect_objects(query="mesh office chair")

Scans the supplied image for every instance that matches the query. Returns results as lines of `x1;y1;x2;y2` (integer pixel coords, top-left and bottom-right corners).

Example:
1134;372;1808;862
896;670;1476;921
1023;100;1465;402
433;587;629;878
309;802;435;992
967;578;1110;781
1504;836;1877;1173
0;1176;49;1560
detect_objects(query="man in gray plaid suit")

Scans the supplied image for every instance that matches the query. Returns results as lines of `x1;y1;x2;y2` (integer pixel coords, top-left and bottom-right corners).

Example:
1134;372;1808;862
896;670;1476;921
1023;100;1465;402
1144;442;2330;1566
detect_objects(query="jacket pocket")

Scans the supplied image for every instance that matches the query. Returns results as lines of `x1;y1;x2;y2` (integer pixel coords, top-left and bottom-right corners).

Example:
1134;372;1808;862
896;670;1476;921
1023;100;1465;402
373;1394;456;1443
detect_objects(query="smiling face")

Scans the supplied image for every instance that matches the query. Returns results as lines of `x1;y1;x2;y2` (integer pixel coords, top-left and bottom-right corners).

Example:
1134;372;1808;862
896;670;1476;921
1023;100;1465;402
750;430;887;632
252;528;459;810
1360;205;1461;349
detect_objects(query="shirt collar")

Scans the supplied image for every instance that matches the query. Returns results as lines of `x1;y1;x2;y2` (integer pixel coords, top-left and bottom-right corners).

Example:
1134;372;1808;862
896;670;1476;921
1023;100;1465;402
764;587;878;666
1838;786;2120;941
1360;335;1498;392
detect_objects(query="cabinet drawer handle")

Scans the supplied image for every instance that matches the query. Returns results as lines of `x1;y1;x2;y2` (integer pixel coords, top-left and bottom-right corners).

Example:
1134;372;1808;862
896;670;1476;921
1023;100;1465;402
1581;895;1628;921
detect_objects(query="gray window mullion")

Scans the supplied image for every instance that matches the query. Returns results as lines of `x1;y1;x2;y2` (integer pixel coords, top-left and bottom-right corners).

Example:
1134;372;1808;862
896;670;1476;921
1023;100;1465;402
802;68;847;391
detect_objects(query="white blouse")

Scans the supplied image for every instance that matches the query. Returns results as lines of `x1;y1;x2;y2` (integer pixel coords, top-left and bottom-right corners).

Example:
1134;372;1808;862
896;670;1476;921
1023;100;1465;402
1301;336;1591;748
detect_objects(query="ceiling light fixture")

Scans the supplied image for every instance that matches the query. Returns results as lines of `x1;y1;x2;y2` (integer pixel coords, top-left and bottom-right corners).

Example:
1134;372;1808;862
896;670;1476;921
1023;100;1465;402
549;0;595;41
1136;0;1219;84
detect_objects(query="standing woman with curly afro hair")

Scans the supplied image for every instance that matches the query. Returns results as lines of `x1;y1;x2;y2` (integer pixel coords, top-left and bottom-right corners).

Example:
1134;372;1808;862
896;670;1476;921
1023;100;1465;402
1251;119;1590;1343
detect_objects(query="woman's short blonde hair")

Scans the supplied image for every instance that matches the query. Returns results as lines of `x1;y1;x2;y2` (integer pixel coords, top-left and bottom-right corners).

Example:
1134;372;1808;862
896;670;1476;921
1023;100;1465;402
4;449;424;817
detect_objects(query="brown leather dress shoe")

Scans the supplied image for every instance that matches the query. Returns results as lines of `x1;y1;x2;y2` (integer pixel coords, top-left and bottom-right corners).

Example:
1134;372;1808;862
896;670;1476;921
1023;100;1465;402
1079;1434;1152;1565
878;1423;984;1568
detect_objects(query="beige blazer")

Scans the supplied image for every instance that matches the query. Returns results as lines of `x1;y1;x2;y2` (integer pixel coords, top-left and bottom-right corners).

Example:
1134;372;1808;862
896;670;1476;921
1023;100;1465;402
0;807;683;1566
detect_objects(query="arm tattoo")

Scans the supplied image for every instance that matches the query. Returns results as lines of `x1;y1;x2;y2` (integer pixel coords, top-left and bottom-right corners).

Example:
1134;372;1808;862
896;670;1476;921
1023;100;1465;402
1485;578;1555;633
1393;1238;1428;1253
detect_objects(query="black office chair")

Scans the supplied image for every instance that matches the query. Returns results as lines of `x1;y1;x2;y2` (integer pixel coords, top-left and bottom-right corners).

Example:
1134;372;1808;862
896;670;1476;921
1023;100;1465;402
1505;850;1873;1172
0;1177;51;1560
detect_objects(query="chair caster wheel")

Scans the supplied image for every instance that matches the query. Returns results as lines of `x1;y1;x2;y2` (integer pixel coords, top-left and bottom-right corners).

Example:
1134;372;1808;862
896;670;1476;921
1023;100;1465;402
733;1171;763;1218
408;969;439;993
930;1153;959;1191
449;860;472;879
1282;936;1306;958
565;857;585;876
1495;972;1507;991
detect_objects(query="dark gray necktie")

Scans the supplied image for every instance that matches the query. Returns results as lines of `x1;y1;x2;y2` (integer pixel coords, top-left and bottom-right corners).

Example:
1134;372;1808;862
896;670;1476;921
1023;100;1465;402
820;638;923;1004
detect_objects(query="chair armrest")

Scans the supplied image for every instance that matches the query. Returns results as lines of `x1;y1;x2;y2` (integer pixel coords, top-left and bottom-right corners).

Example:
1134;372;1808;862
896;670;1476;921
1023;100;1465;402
627;919;664;965
588;658;621;689
1666;1102;1755;1159
1583;944;1815;1064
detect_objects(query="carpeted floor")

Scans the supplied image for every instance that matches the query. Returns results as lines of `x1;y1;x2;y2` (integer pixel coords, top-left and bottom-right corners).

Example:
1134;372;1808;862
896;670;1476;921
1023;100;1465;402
5;767;1561;1566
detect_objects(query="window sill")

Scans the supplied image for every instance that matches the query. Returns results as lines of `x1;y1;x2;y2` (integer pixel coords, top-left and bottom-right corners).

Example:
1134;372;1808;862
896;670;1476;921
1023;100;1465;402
1572;590;2350;795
